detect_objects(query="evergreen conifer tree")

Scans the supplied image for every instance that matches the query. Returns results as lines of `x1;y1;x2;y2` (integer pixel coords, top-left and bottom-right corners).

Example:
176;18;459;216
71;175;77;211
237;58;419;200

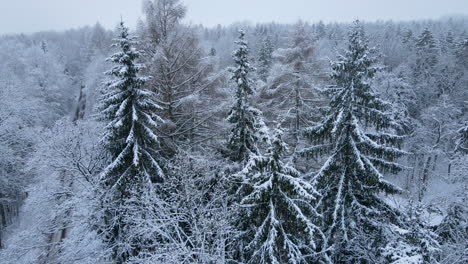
315;21;326;39
401;29;414;45
226;30;268;163
414;28;439;78
98;21;165;262
302;20;407;263
442;30;456;53
237;128;330;264
100;21;164;192
258;36;274;82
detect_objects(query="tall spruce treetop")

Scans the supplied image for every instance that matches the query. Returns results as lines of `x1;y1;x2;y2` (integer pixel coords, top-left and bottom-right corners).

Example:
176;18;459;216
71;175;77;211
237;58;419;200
99;21;164;196
303;20;407;262
227;30;268;163
414;28;439;78
238;128;330;264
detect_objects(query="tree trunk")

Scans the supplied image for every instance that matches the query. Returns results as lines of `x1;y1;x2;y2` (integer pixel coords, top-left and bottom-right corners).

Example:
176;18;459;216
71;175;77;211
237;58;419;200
419;155;432;202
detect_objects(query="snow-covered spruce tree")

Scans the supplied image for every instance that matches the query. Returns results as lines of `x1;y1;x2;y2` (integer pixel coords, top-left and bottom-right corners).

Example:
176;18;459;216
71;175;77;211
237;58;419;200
414;28;439;80
237;129;330;264
100;20;164;196
302;20;407;263
226;30;268;163
98;21;165;263
257;36;274;82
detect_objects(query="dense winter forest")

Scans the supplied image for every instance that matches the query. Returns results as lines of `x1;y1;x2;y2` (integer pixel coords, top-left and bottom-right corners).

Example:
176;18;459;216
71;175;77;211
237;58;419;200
0;0;467;263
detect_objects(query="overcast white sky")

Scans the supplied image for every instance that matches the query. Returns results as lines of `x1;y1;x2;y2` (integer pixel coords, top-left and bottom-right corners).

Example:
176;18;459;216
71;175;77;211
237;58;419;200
0;0;467;34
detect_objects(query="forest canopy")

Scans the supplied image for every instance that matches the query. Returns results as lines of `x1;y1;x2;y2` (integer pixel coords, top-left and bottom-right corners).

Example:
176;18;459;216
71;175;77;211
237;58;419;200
0;1;467;264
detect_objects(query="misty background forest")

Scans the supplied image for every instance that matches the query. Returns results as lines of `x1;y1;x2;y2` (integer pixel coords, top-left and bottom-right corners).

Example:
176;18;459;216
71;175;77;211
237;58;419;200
0;0;467;263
